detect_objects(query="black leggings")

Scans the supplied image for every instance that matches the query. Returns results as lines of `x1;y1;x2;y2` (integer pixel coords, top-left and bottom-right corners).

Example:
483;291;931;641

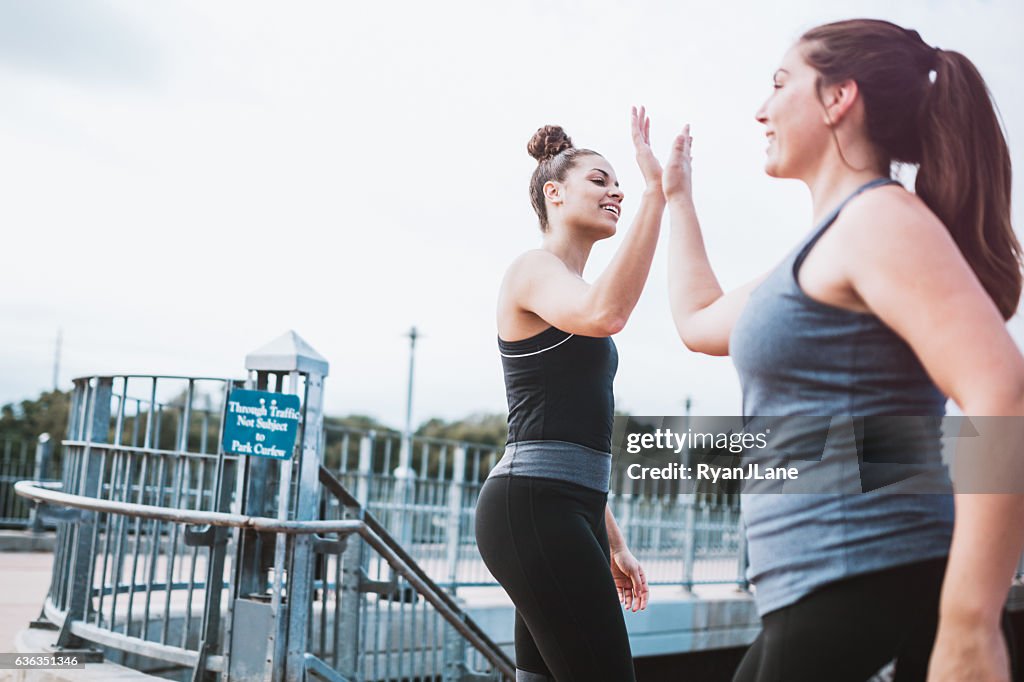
474;475;636;682
733;556;1017;682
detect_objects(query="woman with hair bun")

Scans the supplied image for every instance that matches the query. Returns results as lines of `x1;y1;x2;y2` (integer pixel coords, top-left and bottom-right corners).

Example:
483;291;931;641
474;108;664;681
662;19;1022;681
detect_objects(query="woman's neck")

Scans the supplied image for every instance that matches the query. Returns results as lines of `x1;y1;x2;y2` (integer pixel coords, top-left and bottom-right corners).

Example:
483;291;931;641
542;228;593;277
804;158;888;226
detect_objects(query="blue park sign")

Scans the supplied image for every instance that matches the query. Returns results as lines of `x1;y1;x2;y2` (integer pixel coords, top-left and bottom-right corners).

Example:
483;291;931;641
221;389;302;459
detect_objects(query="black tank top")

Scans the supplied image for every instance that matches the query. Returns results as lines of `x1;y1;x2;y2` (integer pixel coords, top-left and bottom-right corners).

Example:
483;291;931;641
498;326;618;453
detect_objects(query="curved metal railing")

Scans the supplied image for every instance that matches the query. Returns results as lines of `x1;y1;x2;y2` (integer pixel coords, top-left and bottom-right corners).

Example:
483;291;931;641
22;373;513;681
16;477;515;679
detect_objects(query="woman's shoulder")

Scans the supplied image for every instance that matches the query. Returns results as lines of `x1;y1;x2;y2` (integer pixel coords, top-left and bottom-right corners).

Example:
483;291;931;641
832;183;952;255
825;183;970;309
497;250;564;330
502;249;575;289
508;249;566;272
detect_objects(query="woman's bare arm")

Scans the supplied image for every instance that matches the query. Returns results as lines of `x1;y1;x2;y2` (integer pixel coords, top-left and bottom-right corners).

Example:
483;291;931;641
663;125;766;355
837;188;1024;680
504;108;666;337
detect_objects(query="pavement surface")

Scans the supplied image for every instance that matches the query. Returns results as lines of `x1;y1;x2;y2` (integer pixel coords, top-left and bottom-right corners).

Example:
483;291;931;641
0;552;51;652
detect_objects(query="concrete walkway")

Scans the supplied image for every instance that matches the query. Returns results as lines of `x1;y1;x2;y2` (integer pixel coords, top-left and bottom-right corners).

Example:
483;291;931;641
0;551;165;681
16;548;996;682
0;552;51;651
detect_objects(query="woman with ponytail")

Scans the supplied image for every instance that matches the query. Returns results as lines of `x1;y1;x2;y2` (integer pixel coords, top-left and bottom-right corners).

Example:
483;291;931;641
474;109;663;681
663;19;1023;681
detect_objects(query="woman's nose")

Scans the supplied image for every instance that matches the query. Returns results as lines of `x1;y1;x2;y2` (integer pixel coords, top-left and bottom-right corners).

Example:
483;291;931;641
755;101;768;125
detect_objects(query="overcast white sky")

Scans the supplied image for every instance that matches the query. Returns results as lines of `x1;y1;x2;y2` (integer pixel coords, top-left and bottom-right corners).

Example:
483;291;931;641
2;0;1022;428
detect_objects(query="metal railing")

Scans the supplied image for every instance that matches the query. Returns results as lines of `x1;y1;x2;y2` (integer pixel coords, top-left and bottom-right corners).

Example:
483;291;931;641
16;469;513;681
18;363;514;681
314;465;513;681
4;421;748;591
40;375;239;677
1;435;58;527
324;424;747;591
1;438;34;526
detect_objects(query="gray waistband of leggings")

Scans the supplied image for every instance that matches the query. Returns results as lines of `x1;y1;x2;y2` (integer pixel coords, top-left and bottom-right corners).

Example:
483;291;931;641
486;440;612;493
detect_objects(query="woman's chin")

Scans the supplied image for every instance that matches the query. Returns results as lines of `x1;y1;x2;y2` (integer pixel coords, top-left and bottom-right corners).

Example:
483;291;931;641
582;221;617;240
764;160;797;180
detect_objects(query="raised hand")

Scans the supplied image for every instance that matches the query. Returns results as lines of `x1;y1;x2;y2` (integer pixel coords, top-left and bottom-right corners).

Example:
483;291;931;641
663;123;693;202
631;105;663;191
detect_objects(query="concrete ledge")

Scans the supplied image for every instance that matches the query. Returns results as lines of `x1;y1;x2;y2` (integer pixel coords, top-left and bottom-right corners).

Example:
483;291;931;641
2;627;162;682
0;531;55;553
463;583;1024;661
462;584;760;659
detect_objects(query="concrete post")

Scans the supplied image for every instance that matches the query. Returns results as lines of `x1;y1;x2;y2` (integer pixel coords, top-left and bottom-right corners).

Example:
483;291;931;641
446;446;467;590
356;434;372;505
681;494;697;593
57;377;112;648
229;331;330;682
333;434;373;679
285;365;327;682
28;433;52;533
392;442;416;547
336;528;364;680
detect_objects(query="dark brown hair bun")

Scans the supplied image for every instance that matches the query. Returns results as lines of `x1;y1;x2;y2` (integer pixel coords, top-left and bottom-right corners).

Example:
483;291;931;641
527;125;574;162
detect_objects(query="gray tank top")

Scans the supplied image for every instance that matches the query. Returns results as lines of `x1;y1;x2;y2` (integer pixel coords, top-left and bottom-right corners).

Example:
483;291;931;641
729;177;954;616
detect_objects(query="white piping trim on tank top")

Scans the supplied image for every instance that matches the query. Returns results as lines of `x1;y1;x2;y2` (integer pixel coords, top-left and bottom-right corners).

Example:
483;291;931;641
498;333;575;358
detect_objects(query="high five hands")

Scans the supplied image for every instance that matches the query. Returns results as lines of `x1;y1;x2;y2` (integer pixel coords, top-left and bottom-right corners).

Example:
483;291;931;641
630;106;693;201
663;122;693;202
631;106;663;191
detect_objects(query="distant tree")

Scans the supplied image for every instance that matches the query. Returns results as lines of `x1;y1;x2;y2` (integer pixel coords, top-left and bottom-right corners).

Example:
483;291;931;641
0;390;71;440
415;413;508;447
325;414;397;433
0;390;71;463
322;414;399;471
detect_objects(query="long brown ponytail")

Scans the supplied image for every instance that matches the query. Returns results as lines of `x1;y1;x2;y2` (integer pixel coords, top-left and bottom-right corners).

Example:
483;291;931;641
801;19;1021;319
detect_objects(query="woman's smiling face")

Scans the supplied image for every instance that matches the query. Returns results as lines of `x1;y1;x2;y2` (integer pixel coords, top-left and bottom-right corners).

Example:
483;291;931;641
546;154;624;238
755;43;836;180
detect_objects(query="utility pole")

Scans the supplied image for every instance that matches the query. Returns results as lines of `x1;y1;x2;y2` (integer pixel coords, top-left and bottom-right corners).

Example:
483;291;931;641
403;326;418;444
393;326;419;547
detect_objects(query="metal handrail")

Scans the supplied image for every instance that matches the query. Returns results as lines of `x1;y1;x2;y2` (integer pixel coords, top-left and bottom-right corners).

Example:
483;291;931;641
71;374;236;382
61;439;226;461
16;478;516;680
16;480;363;534
318;465;516;677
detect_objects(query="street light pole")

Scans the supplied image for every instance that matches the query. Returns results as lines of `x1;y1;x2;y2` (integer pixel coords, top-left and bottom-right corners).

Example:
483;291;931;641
403;326;418;444
393;326;419;547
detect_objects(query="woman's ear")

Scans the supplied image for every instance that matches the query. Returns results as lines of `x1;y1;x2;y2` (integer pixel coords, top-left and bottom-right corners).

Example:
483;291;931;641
543;180;563;205
821;78;861;127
